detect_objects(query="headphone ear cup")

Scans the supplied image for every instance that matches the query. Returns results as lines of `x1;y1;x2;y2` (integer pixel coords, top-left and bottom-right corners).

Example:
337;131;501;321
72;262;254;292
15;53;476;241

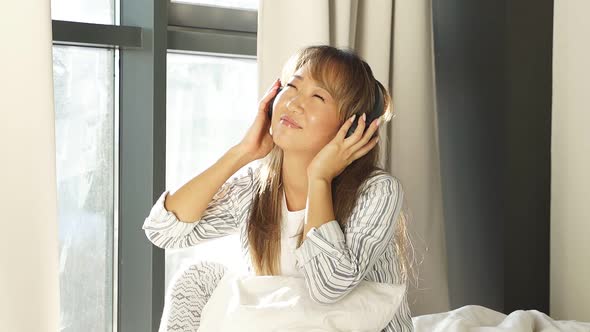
267;86;282;119
345;83;384;139
346;117;358;139
267;95;276;119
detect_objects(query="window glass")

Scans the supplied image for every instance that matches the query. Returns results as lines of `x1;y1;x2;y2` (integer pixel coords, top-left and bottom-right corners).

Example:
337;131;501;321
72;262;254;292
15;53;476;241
52;45;115;332
166;51;258;288
51;0;115;25
171;0;258;10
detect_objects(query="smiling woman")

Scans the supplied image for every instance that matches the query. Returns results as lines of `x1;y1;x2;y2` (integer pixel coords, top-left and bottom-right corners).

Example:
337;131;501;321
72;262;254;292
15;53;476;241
143;45;416;332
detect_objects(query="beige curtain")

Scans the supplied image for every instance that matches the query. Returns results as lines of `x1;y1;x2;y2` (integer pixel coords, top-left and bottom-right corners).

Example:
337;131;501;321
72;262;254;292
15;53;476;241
0;1;60;331
257;0;449;316
551;0;590;322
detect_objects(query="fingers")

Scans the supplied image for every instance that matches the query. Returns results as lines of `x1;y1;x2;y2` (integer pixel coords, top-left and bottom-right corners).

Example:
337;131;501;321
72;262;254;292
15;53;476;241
345;113;381;157
341;113;380;145
350;135;380;160
351;112;368;141
357;115;380;144
338;113;357;140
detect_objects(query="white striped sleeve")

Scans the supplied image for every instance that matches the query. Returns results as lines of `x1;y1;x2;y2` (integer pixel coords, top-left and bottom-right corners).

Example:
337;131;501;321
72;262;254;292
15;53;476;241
142;165;256;249
293;175;404;304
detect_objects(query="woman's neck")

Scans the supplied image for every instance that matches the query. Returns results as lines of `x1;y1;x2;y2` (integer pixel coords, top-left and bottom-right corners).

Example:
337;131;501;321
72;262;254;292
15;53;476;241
282;152;312;211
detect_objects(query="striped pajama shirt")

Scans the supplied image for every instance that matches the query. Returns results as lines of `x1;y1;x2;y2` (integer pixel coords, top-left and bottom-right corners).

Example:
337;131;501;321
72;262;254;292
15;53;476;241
143;165;414;332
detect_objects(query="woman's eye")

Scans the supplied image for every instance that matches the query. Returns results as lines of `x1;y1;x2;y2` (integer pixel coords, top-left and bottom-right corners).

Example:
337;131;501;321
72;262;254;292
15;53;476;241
286;83;325;102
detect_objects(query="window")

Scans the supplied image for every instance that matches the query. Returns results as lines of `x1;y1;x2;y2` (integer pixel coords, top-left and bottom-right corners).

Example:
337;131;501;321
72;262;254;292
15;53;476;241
52;45;116;332
172;0;258;10
165;51;258;289
51;0;257;329
51;0;115;25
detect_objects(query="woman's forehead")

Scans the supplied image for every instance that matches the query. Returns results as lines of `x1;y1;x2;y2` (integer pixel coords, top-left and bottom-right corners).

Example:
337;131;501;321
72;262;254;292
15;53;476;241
290;68;328;91
292;67;311;79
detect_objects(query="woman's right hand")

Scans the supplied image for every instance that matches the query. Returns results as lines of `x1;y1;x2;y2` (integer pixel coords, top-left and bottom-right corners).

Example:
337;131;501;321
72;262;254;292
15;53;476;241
235;78;281;160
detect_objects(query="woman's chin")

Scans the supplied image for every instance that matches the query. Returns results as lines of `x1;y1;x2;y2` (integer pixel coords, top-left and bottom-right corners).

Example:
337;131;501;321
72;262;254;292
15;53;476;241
272;126;295;140
273;135;302;151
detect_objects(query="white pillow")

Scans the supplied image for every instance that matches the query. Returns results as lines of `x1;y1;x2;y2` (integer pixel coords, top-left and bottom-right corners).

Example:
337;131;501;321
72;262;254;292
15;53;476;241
198;270;406;332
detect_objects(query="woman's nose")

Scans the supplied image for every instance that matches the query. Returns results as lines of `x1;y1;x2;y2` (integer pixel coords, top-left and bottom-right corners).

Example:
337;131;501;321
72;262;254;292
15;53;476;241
286;96;304;113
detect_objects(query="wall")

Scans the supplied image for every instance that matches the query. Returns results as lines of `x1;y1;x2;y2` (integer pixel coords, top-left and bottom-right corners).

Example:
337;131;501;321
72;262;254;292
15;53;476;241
0;1;60;332
551;0;590;321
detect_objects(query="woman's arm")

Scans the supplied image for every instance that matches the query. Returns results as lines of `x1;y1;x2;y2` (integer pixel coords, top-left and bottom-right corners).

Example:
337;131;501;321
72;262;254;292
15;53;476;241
294;175;404;304
142;146;256;249
301;178;335;237
165;146;252;223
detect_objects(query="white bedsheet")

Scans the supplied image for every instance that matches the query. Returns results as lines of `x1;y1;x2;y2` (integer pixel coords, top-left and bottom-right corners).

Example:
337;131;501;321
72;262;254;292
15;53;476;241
412;305;590;332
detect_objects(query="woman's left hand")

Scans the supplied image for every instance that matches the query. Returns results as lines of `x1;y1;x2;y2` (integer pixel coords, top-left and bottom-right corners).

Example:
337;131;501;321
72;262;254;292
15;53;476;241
307;113;381;182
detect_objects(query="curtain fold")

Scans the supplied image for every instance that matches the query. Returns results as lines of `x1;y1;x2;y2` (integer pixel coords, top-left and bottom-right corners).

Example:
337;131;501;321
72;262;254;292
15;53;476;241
0;1;60;331
257;0;449;316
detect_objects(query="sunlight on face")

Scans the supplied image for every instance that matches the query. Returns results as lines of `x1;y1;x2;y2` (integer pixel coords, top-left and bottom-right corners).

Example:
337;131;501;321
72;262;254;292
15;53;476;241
271;66;341;154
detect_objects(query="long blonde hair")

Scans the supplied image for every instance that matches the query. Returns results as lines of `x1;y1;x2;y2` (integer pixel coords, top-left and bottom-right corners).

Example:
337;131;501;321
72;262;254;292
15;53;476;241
247;45;418;287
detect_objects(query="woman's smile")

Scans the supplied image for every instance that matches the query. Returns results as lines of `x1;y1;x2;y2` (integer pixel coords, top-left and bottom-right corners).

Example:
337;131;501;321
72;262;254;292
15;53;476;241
280;118;303;129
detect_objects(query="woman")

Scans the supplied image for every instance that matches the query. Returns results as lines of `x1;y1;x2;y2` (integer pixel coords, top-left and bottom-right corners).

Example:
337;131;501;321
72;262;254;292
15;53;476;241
143;45;416;332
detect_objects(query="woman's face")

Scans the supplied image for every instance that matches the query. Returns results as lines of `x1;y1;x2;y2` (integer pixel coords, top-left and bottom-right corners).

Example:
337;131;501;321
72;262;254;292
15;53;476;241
271;66;341;154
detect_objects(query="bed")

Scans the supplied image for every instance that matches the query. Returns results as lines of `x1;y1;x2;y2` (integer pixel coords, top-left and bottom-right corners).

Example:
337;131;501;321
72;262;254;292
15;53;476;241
159;261;590;332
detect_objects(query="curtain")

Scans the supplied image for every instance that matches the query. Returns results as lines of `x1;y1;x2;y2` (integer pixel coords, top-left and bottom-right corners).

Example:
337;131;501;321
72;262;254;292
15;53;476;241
257;0;449;316
0;1;60;331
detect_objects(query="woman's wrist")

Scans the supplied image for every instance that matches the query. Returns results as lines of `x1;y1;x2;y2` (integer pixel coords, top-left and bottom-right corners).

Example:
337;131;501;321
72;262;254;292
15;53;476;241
228;145;254;167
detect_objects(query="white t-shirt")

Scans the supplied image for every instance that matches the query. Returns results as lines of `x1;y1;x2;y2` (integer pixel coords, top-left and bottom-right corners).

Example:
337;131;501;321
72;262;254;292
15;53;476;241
280;189;305;277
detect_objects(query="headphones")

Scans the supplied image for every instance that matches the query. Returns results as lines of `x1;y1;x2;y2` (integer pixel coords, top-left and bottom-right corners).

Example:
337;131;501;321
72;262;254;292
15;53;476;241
267;81;384;139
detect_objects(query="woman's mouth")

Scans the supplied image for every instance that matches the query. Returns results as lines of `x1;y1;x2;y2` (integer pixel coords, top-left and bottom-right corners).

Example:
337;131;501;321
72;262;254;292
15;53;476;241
279;116;302;129
280;119;302;129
